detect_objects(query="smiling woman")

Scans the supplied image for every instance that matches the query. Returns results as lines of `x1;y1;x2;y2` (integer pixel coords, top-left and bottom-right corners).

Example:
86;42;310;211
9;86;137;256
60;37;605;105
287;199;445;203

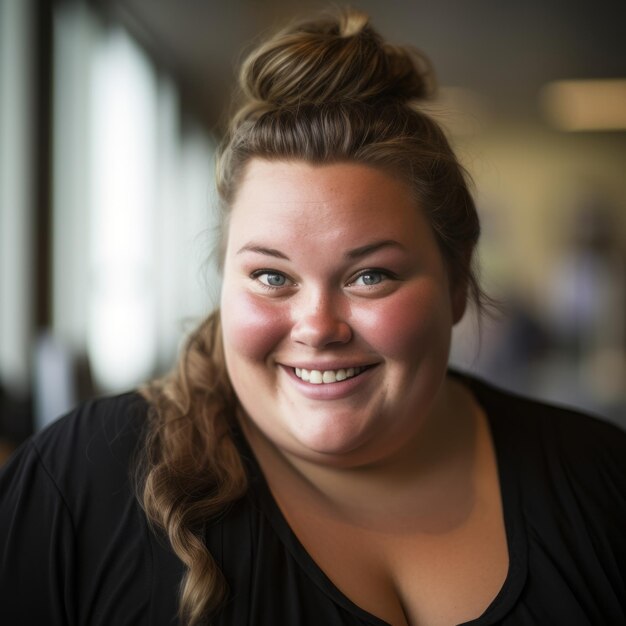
1;8;625;626
221;160;458;466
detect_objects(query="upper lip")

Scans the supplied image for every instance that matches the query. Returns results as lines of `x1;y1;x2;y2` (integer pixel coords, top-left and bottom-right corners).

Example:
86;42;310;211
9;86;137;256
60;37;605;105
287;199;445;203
280;361;379;371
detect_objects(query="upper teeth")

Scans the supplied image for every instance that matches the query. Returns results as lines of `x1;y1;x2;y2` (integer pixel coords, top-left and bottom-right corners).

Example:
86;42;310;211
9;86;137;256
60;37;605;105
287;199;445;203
294;367;363;384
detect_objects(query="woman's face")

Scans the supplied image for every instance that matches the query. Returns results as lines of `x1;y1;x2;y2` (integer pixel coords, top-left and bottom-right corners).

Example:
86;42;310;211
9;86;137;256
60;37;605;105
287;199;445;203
220;159;466;467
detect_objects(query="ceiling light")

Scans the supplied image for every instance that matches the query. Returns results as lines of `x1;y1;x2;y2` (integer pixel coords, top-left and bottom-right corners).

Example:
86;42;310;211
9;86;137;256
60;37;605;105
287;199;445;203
540;79;626;131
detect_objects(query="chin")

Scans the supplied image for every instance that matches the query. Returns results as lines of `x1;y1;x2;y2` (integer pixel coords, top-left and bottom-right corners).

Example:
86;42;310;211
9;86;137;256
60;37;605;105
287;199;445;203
280;411;395;466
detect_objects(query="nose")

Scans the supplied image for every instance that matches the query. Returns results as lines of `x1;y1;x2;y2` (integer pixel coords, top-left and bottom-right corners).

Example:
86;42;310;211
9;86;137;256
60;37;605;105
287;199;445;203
290;290;352;348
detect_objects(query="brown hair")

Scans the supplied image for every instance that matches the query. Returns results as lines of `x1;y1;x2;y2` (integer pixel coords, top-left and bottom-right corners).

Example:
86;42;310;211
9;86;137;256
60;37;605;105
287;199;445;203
139;9;483;625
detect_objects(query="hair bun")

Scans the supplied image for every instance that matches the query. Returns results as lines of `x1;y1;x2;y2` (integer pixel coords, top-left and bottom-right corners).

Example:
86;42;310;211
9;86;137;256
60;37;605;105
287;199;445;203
239;9;435;110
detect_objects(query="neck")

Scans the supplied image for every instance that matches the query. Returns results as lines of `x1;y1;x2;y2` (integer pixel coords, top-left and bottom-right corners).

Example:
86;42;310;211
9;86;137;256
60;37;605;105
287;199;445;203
241;377;484;534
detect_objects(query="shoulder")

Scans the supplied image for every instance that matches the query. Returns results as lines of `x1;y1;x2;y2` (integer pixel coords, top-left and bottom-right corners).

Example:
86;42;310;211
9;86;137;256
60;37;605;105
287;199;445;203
29;391;149;491
0;391;151;535
459;371;626;512
459;370;625;450
0;392;165;625
0;391;153;560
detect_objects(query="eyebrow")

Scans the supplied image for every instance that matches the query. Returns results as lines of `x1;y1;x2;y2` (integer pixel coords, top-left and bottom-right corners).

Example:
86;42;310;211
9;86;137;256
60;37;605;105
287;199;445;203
237;239;404;261
345;239;405;259
237;244;290;259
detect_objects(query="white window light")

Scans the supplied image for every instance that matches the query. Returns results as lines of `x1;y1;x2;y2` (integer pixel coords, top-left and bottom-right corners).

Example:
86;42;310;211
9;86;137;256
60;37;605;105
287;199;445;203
86;27;158;392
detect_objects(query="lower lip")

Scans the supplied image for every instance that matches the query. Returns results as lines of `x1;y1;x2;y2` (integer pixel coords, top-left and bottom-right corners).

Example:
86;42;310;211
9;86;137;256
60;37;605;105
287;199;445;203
280;365;379;400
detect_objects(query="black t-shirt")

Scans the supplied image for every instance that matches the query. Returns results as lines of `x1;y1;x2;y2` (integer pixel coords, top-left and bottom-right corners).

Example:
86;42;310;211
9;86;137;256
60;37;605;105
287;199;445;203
0;375;625;625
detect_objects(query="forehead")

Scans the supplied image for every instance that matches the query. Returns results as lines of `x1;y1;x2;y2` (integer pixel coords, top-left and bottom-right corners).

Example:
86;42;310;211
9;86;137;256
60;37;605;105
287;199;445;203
227;159;430;246
234;158;413;205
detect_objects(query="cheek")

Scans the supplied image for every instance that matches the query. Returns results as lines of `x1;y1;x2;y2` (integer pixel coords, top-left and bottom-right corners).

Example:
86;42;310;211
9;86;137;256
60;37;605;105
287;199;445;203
352;282;453;359
221;289;289;362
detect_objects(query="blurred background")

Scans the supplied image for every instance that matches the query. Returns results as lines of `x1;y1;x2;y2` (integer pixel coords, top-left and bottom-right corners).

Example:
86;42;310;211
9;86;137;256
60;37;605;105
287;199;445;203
1;0;625;461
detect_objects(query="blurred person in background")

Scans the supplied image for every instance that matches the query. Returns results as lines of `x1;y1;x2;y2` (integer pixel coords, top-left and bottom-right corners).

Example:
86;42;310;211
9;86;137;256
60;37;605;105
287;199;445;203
543;196;626;418
1;9;624;626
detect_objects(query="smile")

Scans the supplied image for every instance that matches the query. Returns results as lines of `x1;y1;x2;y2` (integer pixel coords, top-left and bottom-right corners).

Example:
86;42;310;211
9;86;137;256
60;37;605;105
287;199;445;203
294;366;366;384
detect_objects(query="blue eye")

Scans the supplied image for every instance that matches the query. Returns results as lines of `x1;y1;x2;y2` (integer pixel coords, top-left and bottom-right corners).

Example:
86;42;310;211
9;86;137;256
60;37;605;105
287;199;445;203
354;271;385;286
255;271;287;287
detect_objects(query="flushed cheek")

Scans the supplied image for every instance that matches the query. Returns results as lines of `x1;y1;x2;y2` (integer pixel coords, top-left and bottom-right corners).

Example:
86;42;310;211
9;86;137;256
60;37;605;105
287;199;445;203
221;290;290;362
352;283;452;360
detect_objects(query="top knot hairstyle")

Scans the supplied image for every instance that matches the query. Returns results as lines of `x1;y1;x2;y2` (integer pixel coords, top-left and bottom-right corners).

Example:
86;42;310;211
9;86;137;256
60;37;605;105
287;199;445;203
238;10;434;109
139;9;484;626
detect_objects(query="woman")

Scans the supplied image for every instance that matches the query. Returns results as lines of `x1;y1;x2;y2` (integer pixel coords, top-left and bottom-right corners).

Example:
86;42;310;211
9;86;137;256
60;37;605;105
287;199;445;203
1;9;624;626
